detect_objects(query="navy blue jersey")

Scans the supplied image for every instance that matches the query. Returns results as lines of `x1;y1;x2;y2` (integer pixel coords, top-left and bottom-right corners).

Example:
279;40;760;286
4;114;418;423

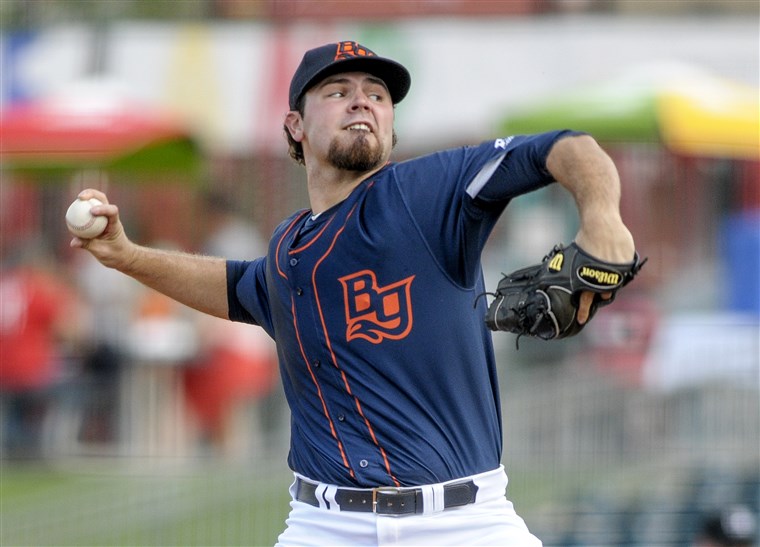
227;130;573;487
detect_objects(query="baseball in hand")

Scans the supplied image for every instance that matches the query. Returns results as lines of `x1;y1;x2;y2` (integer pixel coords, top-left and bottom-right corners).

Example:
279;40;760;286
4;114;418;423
65;198;108;239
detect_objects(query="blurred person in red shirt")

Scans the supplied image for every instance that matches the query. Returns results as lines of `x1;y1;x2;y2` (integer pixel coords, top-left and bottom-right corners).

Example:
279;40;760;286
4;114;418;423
0;241;84;458
182;193;278;460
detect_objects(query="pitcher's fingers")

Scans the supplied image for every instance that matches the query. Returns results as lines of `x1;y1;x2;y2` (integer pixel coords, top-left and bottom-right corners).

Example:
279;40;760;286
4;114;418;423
577;292;594;324
77;188;109;204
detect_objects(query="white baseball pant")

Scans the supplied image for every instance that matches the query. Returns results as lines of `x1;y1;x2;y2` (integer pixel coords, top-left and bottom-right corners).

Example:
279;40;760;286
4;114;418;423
275;465;542;546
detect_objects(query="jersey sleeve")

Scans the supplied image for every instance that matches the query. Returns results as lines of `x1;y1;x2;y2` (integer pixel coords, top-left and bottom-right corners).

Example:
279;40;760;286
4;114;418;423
390;130;581;286
469;130;584;208
226;257;274;335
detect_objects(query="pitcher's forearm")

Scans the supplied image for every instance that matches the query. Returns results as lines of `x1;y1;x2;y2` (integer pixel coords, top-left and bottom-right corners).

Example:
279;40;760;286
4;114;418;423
547;134;634;262
69;189;232;320
548;135;621;220
120;245;229;319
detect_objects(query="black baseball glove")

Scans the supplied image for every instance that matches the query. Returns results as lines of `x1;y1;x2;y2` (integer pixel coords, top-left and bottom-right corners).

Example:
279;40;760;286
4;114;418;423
484;242;646;343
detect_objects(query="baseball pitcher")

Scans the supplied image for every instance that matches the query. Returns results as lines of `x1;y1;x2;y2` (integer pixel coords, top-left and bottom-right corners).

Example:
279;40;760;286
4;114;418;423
71;41;642;546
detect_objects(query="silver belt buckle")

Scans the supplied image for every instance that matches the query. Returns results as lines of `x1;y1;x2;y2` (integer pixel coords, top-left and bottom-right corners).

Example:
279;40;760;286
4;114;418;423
372;486;402;514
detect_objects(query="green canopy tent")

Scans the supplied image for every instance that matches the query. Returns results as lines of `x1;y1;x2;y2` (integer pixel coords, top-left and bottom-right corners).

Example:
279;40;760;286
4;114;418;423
500;64;759;161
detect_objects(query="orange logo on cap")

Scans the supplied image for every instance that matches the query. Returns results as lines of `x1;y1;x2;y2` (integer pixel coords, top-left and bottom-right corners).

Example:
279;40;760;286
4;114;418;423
334;41;376;61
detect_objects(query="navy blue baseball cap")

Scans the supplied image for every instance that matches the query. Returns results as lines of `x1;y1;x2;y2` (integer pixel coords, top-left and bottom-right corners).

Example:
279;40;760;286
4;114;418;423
289;41;411;110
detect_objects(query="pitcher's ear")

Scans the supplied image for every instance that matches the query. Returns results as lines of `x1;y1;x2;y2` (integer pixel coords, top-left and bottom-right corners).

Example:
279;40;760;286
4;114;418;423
284;111;304;142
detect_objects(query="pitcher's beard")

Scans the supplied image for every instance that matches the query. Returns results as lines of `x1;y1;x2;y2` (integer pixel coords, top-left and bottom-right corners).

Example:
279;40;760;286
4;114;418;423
327;132;387;172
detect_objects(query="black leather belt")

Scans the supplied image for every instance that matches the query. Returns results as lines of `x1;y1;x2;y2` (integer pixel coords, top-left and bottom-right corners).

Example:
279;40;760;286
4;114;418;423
294;477;478;515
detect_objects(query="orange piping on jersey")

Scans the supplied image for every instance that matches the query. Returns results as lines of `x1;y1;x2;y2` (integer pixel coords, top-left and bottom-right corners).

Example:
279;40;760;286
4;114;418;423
311;186;400;487
352;395;397;486
291;295;354;478
290;215;334;254
276;211;310;279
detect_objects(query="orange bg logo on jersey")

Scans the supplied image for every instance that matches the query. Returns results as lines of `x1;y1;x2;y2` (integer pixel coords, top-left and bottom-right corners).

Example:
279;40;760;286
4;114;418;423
338;270;415;344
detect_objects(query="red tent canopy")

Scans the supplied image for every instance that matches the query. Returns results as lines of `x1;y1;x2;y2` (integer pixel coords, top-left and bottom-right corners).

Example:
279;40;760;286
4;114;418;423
1;79;201;177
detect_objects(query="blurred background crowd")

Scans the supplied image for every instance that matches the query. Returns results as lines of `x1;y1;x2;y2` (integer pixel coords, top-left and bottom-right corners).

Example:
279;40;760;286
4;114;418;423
0;1;758;546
